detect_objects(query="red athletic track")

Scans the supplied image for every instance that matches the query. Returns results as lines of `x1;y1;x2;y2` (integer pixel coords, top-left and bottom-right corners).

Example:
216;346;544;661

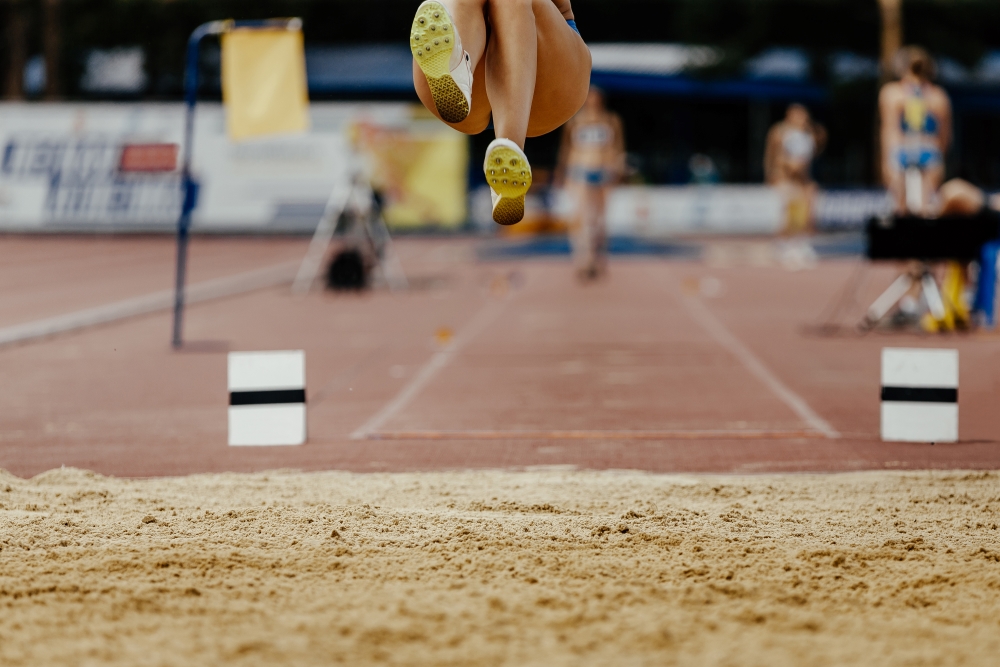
0;236;997;478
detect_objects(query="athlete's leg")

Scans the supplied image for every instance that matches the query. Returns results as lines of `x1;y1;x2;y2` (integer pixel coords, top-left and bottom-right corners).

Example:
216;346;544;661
479;0;544;225
568;180;590;274
414;54;492;134
571;182;604;278
886;165;906;214
483;0;538;147
922;164;945;216
413;0;590;225
524;0;591;137
482;0;589;224
803;181;819;232
485;0;591;145
412;0;492;134
592;184;609;275
412;0;589;141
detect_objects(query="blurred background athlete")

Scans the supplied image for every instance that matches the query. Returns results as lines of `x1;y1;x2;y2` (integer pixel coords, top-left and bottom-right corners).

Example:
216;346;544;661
764;103;827;234
409;0;591;226
556;87;625;280
878;48;964;330
879;47;952;217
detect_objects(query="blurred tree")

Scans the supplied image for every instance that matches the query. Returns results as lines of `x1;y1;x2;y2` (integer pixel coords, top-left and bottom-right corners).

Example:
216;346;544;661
4;0;28;99
37;0;1000;99
43;0;61;99
879;0;902;79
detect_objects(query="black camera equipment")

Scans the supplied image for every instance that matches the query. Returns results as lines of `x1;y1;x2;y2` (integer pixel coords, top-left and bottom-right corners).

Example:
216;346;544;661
866;211;1000;261
860;211;1000;329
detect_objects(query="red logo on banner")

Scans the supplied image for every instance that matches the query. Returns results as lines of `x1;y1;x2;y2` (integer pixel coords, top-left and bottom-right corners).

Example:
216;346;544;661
119;144;179;172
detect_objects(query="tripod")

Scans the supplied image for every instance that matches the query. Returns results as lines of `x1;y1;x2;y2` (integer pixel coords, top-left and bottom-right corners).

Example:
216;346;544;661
292;162;408;295
860;262;947;330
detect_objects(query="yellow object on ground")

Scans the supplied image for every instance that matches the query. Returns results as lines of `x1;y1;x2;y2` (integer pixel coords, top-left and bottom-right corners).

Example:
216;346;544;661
434;326;454;347
221;27;309;141
922;262;970;332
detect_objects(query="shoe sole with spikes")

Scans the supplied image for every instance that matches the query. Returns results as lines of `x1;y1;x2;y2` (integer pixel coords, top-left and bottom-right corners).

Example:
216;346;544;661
410;2;469;124
485;140;532;226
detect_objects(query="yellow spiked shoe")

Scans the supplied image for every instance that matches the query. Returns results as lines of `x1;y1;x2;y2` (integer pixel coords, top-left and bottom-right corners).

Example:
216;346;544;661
484;138;532;226
410;1;472;124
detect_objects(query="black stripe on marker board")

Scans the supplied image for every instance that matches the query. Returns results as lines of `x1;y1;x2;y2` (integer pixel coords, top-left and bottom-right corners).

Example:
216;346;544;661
230;389;306;406
881;387;957;403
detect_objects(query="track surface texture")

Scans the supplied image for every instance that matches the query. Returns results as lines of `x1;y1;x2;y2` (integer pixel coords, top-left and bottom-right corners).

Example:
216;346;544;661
1;467;999;666
0;235;998;478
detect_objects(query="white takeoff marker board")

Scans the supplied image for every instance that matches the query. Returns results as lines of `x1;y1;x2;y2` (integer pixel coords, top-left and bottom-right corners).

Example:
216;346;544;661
228;350;306;446
881;348;958;443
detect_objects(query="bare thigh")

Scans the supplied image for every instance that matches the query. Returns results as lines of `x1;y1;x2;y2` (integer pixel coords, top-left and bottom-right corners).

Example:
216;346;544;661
517;0;591;137
413;0;591;137
923;166;944;198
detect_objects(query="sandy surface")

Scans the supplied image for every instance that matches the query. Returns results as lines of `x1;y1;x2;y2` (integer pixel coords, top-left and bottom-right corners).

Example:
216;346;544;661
1;467;998;666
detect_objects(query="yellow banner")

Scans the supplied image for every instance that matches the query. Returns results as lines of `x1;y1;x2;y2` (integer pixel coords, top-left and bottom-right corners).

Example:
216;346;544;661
221;27;309;141
353;112;468;229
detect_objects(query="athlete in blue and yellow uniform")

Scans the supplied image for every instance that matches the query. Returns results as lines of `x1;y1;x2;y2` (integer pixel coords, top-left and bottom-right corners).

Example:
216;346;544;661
879;47;952;216
879;48;967;332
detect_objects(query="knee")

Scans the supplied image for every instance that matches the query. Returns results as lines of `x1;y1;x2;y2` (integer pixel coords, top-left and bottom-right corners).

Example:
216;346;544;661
458;115;491;136
447;102;492;135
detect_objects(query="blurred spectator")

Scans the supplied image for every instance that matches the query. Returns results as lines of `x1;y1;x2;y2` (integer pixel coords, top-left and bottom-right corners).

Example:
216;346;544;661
688;154;720;185
938;178;1000;216
765;103;826;233
556;87;625;281
80;48;147;95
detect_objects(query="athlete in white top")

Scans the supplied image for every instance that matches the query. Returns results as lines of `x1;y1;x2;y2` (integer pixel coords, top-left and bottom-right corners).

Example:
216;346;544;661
765;104;826;188
409;0;592;225
764;104;827;233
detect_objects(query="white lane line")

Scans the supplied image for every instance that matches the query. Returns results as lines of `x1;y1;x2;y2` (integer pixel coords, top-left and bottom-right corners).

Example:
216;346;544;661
0;261;301;349
671;278;840;439
366;429;825;441
349;296;511;440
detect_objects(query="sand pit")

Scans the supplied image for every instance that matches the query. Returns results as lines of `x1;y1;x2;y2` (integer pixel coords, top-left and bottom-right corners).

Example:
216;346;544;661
1;467;998;666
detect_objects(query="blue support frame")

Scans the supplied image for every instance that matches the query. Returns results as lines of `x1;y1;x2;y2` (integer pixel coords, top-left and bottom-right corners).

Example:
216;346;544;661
171;18;302;349
973;240;1000;328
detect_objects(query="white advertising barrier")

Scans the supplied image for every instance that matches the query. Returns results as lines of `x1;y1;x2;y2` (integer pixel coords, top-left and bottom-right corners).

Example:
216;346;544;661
0;102;414;232
601;185;784;236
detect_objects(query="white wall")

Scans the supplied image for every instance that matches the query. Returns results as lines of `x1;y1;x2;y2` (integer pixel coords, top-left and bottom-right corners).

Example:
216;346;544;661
0;102;411;232
598;185;784;236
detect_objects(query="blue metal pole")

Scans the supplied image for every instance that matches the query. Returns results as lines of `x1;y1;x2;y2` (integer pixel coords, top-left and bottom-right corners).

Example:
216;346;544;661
973;240;1000;328
170;18;301;349
172;21;228;349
